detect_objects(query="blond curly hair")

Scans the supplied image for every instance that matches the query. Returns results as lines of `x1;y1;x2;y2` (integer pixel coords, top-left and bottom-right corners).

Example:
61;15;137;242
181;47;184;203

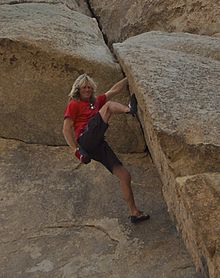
68;73;97;102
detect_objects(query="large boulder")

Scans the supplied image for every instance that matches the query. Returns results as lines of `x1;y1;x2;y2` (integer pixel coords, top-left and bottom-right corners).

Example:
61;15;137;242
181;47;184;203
0;3;145;152
176;173;220;278
89;0;220;46
0;138;198;277
113;31;220;277
0;0;92;15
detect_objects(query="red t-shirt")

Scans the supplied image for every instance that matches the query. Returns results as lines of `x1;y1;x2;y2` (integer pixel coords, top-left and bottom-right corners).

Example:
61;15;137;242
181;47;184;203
64;94;106;139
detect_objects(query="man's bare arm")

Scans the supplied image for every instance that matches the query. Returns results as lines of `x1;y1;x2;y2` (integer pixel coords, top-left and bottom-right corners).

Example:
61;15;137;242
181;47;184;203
105;77;128;101
63;118;77;153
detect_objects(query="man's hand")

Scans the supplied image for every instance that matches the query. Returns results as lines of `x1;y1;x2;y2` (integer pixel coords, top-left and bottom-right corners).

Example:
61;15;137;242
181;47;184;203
74;147;91;164
74;148;81;160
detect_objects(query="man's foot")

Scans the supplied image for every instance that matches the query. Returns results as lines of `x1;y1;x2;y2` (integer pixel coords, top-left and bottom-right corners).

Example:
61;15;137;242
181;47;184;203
128;94;137;116
129;213;150;224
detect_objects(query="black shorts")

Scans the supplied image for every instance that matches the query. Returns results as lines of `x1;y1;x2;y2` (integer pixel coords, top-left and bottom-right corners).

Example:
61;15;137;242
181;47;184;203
77;112;122;173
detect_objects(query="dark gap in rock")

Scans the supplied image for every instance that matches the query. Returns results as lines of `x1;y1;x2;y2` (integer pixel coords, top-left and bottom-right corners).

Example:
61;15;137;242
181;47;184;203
200;255;210;278
0;136;67;148
136;114;150;156
86;0;109;46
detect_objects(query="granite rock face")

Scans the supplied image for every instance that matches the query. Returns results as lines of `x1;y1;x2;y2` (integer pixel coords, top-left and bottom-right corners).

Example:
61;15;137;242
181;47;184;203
113;31;220;277
0;3;145;152
0;0;92;15
0;138;199;277
176;173;220;278
1;1;219;276
89;0;220;46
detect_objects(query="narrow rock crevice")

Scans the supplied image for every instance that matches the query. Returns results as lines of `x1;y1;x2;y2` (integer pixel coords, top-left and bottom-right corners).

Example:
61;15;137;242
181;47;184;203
0;136;67;148
135;114;150;156
86;0;109;46
172;265;194;271
1;1;59;5
44;223;120;243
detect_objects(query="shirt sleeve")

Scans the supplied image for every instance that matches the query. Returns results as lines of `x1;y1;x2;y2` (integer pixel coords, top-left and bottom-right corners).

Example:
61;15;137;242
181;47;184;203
64;100;78;122
96;94;107;109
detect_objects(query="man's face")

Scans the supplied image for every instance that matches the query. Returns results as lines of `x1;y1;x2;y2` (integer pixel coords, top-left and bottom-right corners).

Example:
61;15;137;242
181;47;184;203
79;81;93;100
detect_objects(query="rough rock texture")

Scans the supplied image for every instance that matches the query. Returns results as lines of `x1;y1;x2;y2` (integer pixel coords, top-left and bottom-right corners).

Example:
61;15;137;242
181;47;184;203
113;31;220;277
0;138;201;277
89;0;220;46
0;3;145;152
0;0;92;15
176;174;220;278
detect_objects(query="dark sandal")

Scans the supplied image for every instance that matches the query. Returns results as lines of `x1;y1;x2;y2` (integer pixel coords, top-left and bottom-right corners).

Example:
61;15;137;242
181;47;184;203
127;94;138;116
129;214;150;224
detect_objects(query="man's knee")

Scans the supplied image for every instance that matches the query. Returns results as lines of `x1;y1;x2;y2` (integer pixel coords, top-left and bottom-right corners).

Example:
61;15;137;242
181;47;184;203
99;101;113;123
103;101;113;110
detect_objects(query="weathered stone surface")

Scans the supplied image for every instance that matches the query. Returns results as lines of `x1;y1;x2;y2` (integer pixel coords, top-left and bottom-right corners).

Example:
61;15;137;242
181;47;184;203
113;31;220;277
0;0;92;15
114;31;220;175
0;3;145;152
0;138;200;277
89;0;220;46
176;174;220;278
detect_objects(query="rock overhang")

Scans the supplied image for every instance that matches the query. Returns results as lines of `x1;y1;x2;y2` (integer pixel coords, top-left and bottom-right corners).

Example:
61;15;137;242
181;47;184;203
0;3;113;64
113;31;220;175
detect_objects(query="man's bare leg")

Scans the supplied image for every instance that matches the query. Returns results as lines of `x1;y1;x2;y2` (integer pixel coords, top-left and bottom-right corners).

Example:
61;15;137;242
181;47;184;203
99;101;130;123
99;100;149;222
112;165;141;216
99;101;140;214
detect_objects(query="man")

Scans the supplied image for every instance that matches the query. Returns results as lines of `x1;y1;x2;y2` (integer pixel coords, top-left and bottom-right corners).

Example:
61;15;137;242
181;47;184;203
63;73;150;223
